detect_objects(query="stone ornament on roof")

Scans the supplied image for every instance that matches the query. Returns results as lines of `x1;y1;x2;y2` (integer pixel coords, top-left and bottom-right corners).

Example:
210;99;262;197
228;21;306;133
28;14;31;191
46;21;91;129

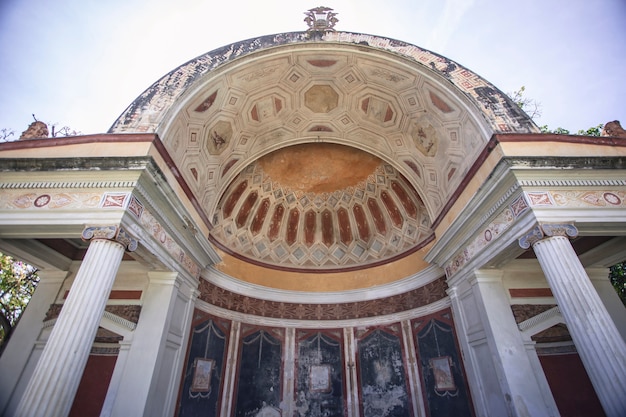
304;6;338;32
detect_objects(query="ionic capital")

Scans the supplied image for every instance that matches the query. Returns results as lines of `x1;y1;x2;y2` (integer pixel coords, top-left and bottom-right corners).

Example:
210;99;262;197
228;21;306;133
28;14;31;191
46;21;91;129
518;222;578;249
82;225;138;252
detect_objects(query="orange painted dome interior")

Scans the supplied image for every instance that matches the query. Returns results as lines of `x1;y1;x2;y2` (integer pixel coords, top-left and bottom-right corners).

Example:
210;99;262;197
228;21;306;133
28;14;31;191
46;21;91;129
210;143;433;271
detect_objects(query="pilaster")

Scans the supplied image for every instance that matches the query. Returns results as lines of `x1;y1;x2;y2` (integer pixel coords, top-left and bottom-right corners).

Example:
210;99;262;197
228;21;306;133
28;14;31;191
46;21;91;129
107;271;186;417
586;267;626;343
14;225;137;417
0;270;67;416
520;223;626;417
470;269;558;417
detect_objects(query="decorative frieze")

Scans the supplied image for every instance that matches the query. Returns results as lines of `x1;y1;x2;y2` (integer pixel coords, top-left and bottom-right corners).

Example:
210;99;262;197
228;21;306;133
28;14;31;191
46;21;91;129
197;276;448;321
445;193;529;278
524;190;626;208
127;195;201;278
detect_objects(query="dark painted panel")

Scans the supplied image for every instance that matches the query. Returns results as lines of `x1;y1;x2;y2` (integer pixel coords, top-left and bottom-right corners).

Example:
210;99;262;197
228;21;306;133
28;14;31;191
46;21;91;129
416;319;473;417
357;329;410;417
235;330;283;417
295;331;345;417
178;318;229;417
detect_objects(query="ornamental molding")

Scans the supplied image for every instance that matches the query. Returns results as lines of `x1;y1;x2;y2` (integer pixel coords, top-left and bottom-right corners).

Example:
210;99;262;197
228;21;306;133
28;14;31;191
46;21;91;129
524;190;626;208
195;297;451;329
0;180;137;189
519;179;626;187
197;276;448;322
444;189;529;278
204;264;444;304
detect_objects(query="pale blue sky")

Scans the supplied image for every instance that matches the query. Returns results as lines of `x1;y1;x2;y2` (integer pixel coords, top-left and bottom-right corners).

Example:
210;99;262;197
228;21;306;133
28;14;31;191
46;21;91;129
1;0;624;136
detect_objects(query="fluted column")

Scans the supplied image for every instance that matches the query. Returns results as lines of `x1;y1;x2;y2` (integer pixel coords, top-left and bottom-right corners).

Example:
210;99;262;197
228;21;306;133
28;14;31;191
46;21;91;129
15;226;137;417
520;223;626;417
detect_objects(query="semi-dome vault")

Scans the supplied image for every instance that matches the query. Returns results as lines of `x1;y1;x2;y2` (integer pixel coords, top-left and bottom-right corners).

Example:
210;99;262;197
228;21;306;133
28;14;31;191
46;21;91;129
110;31;537;272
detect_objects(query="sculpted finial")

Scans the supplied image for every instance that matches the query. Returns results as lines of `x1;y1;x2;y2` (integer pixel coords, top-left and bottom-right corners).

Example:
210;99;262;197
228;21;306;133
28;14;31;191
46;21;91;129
304;7;338;32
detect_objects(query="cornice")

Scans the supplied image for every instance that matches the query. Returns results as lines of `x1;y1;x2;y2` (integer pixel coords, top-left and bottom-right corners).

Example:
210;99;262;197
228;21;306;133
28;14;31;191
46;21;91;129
195;297;451;329
203;264;444;304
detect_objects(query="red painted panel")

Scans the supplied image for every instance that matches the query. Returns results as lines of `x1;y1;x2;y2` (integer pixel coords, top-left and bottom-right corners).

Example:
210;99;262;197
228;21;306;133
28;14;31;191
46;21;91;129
391;181;417;219
367;198;387;235
304;210;316;246
509;288;553;298
250;198;270;235
361;98;369;113
384;105;394;122
251;105;259;121
268;204;285;242
337;207;353;245
539;353;605;417
381;191;403;227
235;191;258;228
69;354;118;417
321;209;334;246
286;208;300;245
352;204;370;241
223;180;248;218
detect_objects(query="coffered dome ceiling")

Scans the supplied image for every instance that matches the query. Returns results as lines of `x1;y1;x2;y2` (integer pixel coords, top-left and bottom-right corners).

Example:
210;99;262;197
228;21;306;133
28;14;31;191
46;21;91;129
110;32;536;273
210;143;432;270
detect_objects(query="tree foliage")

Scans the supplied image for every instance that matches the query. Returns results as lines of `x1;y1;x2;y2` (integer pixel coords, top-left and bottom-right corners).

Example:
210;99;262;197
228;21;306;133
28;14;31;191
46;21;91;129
0;253;39;349
610;262;626;307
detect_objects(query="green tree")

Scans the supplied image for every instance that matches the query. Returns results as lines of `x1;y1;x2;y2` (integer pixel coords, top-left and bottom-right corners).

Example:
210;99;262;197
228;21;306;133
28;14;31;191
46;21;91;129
610;262;626;307
0;253;39;350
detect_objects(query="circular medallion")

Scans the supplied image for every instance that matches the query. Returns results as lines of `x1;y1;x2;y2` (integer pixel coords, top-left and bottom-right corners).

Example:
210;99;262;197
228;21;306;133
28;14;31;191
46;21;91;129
484;229;492;242
603;192;621;206
34;194;51;207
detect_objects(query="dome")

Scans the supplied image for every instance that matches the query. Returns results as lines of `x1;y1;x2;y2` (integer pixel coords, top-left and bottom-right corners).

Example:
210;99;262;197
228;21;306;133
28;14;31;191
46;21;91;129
109;30;537;280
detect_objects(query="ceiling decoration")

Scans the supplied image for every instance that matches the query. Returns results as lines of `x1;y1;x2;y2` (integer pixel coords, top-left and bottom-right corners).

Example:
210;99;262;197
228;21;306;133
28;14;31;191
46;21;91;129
210;143;432;271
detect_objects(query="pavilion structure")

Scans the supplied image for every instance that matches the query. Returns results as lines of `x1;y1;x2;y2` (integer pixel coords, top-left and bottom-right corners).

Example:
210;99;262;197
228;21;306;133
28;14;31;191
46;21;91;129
1;8;625;417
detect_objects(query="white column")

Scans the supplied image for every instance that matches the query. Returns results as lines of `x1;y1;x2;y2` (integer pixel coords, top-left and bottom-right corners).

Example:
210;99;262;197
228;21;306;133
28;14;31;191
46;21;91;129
14;226;136;417
587;267;626;342
470;270;558;417
99;340;132;417
0;270;67;416
521;224;626;417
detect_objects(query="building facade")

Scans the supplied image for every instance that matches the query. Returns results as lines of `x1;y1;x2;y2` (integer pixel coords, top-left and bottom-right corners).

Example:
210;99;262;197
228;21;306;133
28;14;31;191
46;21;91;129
1;21;625;417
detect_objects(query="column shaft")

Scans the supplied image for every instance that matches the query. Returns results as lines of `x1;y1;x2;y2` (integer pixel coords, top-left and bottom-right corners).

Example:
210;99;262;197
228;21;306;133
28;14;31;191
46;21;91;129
533;236;626;417
15;238;125;417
